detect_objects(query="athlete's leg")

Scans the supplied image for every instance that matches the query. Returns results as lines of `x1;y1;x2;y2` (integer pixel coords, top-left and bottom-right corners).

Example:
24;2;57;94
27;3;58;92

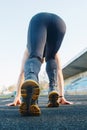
20;14;48;116
25;14;47;82
45;15;66;107
46;14;66;93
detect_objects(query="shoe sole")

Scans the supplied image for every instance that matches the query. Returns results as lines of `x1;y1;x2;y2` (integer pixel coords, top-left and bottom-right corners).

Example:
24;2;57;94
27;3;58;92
19;80;41;116
47;91;59;107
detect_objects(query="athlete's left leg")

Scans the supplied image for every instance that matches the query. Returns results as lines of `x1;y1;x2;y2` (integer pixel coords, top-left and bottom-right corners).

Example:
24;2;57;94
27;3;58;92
20;14;47;116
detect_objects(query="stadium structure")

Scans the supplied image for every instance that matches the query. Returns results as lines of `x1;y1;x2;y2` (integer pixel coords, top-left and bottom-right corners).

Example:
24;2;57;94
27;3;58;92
63;48;87;95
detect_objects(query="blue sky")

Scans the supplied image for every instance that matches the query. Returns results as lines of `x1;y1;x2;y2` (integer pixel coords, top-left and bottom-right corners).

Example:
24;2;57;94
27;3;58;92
0;0;87;86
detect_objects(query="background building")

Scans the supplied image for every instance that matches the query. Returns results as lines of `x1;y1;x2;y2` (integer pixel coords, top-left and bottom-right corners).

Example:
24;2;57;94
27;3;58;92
63;48;87;95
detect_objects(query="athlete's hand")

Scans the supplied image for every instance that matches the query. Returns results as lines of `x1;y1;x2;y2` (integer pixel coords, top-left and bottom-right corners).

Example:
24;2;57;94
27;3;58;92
58;97;73;105
7;96;21;106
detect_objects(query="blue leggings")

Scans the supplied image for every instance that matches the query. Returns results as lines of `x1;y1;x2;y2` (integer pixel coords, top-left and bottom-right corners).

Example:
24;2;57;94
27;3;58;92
27;12;66;61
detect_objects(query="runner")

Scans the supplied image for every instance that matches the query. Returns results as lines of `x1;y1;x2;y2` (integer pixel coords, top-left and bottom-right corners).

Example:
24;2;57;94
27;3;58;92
8;12;73;116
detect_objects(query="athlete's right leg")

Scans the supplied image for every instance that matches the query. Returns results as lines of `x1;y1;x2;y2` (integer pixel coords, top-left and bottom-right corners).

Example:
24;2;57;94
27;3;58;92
19;15;47;116
45;14;66;107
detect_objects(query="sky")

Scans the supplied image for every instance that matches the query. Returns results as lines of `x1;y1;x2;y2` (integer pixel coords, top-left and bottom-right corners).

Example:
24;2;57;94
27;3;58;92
0;0;87;87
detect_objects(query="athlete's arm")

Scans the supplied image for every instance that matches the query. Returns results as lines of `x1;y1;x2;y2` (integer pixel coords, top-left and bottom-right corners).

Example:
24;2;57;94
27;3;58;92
55;53;73;105
16;48;29;97
55;53;64;96
7;48;29;106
